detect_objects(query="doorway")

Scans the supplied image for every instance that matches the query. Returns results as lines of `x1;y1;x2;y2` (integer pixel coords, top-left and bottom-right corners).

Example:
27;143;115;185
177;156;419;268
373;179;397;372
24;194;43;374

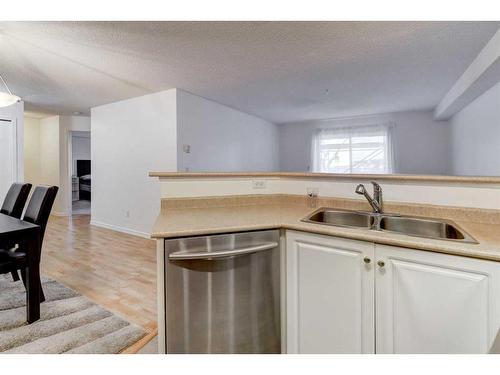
0;118;17;201
70;131;91;215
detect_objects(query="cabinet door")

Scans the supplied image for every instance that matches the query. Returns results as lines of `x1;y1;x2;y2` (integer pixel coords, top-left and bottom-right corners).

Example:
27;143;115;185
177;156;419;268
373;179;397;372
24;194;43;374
286;230;375;353
376;244;500;354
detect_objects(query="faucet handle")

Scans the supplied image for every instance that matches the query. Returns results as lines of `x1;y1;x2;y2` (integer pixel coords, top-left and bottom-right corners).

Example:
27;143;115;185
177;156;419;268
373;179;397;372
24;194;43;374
371;181;381;189
355;184;366;195
370;181;383;212
371;181;382;196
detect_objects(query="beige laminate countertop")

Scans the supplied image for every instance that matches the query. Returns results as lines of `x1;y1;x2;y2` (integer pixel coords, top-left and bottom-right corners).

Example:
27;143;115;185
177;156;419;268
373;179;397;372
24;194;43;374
152;201;500;262
149;171;500;184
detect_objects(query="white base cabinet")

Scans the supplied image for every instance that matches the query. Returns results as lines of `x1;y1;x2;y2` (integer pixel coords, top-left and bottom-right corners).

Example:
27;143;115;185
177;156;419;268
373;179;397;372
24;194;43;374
285;230;500;354
375;244;500;354
286;230;374;353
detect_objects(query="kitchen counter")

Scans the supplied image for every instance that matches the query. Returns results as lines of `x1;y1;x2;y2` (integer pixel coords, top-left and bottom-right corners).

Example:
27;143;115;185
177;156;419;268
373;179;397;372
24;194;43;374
149;171;500;184
152;195;500;263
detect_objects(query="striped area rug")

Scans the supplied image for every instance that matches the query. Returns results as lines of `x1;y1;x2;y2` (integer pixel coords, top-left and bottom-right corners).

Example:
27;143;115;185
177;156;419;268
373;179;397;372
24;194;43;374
0;274;146;354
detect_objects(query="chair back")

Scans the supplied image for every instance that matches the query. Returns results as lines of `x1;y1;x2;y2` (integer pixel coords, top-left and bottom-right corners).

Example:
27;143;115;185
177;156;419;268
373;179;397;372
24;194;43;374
1;183;32;219
23;186;58;243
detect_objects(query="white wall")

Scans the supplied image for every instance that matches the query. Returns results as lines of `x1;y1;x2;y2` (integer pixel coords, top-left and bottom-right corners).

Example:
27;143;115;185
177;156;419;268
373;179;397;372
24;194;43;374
71;133;91;176
278;110;450;175
449;81;500;176
91;88;278;236
24;116;41;186
158;175;500;210
38;116;63;213
58;116;91;215
91;89;178;237
176;90;279;172
27;115;92;215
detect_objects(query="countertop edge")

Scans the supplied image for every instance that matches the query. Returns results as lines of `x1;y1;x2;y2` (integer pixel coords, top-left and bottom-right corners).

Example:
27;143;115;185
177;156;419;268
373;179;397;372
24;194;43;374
148;171;500;184
151;222;500;263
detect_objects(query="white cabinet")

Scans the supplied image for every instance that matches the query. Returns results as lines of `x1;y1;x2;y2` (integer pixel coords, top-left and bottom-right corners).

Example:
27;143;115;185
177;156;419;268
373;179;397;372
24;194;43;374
286;230;375;353
375;244;500;354
285;230;500;354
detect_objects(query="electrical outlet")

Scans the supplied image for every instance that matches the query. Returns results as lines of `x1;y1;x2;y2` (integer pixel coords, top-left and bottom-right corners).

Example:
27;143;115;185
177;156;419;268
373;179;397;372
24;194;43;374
125;210;130;218
252;180;267;189
183;144;191;154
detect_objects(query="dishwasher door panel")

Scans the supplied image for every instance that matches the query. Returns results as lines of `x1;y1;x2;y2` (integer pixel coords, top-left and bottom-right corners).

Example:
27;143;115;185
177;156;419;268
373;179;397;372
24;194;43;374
165;230;281;354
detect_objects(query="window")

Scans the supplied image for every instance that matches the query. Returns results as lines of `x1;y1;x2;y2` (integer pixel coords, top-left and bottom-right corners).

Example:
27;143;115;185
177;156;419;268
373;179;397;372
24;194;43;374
311;124;394;174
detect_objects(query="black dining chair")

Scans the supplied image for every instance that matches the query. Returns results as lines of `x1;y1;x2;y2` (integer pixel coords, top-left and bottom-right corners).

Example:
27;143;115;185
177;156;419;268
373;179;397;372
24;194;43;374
1;183;32;219
1;183;32;279
0;186;58;306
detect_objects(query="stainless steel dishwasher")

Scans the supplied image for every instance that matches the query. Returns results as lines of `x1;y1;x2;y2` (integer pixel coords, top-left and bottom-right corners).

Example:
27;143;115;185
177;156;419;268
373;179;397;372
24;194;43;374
164;229;281;354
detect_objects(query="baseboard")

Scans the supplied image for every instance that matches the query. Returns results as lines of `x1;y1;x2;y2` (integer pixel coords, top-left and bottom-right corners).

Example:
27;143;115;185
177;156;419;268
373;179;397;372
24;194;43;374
121;329;158;354
90;220;151;239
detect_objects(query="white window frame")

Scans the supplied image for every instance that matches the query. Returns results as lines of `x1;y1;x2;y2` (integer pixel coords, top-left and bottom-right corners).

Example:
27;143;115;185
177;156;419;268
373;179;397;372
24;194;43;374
311;123;395;174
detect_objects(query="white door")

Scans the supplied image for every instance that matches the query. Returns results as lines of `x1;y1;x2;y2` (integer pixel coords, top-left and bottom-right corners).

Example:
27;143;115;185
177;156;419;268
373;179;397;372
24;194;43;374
286;230;375;353
376;244;500;354
0;119;16;202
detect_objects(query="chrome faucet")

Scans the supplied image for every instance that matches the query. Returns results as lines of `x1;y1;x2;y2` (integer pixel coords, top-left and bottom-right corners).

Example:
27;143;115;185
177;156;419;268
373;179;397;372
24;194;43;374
355;181;383;214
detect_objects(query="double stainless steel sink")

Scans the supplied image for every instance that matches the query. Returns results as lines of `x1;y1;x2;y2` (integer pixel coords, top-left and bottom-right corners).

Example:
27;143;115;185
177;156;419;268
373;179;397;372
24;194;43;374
302;208;477;243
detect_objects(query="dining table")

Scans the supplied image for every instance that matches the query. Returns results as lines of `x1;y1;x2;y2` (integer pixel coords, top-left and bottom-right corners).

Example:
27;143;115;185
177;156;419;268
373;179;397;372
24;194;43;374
0;212;41;323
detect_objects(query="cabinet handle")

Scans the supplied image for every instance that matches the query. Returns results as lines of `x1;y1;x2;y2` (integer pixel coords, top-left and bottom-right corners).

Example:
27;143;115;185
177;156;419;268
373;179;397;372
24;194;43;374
363;257;371;264
377;260;385;268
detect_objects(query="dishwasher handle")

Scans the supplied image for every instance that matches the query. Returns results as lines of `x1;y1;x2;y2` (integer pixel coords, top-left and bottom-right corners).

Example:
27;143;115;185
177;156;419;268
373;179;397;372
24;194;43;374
168;241;279;261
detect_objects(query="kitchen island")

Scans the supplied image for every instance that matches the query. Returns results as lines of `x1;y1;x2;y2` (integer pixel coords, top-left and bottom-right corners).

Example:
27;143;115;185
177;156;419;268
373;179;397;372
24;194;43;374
151;172;500;354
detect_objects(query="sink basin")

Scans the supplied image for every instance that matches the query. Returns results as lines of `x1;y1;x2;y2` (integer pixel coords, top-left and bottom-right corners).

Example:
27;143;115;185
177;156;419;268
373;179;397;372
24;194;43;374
302;208;478;243
379;216;477;243
302;208;373;229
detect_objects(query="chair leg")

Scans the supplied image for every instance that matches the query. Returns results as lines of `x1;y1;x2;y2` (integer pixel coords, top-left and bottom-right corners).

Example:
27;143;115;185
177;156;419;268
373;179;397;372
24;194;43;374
20;267;45;303
39;283;45;303
11;270;20;281
20;267;26;287
40;283;45;303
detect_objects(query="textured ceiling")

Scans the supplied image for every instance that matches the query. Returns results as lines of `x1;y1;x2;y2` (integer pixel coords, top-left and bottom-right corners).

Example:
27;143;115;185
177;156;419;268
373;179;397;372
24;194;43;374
0;21;499;123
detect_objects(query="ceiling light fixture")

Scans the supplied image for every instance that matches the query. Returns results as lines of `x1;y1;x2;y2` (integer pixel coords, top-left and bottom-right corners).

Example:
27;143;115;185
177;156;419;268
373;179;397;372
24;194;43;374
0;74;21;108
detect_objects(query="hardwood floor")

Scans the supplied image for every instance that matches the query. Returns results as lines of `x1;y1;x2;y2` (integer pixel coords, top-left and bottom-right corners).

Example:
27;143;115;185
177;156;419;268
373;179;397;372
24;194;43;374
40;215;157;332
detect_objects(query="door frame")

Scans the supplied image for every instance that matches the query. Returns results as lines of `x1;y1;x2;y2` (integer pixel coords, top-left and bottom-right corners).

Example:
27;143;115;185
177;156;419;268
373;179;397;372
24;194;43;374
67;129;91;216
0;117;19;198
67;129;73;215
